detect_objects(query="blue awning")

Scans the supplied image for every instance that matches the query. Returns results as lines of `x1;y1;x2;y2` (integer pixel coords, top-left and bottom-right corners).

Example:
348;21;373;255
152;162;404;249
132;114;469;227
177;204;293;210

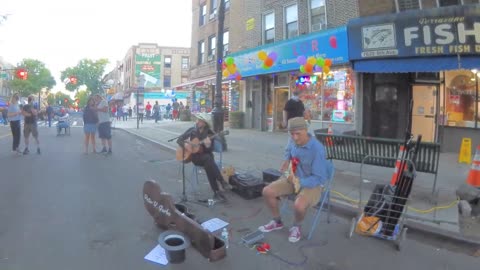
352;56;480;73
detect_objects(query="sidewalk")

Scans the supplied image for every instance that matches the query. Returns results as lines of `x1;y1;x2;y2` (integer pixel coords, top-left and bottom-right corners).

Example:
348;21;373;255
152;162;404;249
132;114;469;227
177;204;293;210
114;118;480;245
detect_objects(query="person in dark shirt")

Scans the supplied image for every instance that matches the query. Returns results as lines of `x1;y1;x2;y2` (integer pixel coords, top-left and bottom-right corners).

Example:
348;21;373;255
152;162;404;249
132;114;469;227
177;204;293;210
177;112;227;201
283;91;305;129
22;95;41;155
46;104;54;127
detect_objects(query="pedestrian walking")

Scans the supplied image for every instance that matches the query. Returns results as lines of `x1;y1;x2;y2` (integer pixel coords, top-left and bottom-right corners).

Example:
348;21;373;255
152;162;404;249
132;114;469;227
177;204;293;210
153;101;160;123
7;93;22;155
128;106;133;118
172;99;180;121
122;104;129;121
94;94;113;154
46;104;54;127
83;96;99;154
22;95;41;155
166;103;171;120
146;101;152;120
138;102;145;124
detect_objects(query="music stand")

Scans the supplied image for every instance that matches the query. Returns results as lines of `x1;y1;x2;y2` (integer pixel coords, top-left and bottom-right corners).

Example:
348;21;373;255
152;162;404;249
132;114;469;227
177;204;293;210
168;135;188;202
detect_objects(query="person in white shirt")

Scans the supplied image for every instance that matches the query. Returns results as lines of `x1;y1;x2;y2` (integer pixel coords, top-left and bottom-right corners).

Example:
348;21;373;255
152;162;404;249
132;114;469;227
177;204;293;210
122;104;129;121
138;103;145;124
94;94;113;154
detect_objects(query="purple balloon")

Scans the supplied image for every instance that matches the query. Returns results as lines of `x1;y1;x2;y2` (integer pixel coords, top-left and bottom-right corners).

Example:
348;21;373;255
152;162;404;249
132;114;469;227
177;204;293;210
268;51;278;62
297;55;307;65
314;65;322;72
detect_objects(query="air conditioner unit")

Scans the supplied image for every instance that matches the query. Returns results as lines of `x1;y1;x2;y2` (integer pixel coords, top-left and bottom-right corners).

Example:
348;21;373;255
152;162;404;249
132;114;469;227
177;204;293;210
312;23;322;31
209;12;216;20
274;74;288;86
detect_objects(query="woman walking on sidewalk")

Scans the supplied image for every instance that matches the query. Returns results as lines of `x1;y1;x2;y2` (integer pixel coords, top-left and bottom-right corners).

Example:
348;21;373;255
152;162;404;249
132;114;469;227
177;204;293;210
7;93;22;155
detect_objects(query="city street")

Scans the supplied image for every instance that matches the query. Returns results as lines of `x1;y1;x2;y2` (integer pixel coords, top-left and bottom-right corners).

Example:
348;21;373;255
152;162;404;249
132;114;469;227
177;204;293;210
0;124;478;270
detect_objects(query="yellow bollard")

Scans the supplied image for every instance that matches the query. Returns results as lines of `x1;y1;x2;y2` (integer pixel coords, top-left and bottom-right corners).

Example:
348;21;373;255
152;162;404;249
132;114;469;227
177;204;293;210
458;138;472;164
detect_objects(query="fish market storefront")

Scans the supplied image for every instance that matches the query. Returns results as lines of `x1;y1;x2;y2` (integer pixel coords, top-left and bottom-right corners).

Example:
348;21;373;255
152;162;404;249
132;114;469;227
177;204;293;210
229;27;356;133
347;5;480;152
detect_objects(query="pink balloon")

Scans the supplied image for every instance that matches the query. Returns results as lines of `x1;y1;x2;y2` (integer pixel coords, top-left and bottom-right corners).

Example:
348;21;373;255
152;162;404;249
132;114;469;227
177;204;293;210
329;36;337;49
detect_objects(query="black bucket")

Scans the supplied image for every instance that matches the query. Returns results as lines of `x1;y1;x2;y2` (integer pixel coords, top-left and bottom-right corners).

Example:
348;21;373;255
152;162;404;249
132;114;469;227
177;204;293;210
158;230;190;264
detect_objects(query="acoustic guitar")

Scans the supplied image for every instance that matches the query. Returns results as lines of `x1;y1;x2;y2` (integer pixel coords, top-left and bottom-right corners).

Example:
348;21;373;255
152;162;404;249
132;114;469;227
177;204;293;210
284;157;301;194
176;130;229;163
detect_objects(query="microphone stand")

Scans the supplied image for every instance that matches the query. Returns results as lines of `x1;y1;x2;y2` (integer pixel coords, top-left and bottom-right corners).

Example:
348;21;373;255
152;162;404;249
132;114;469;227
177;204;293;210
169;135;188;203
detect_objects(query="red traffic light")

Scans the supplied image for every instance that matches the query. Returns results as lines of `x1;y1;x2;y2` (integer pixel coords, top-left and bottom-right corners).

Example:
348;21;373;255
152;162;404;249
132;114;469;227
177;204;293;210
16;68;28;80
69;76;78;85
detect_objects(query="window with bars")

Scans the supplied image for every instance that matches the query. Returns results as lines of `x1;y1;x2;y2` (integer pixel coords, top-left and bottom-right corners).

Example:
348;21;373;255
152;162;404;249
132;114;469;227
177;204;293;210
396;0;420;11
264;12;275;44
285;4;298;39
311;0;326;32
198;40;205;65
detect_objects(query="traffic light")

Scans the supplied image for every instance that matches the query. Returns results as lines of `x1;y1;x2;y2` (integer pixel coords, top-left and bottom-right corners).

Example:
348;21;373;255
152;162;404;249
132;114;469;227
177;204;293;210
16;68;28;80
69;76;77;85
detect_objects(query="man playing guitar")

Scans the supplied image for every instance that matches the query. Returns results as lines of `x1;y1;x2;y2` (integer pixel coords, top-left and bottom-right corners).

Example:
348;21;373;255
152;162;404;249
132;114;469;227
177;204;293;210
176;112;228;201
258;117;329;243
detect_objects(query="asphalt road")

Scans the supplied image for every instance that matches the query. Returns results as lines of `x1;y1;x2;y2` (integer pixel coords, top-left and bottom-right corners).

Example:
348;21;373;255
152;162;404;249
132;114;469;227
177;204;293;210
0;125;478;270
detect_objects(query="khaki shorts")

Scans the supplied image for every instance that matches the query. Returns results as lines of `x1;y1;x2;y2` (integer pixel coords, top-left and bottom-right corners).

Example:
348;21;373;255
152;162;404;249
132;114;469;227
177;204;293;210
24;123;38;138
267;176;323;207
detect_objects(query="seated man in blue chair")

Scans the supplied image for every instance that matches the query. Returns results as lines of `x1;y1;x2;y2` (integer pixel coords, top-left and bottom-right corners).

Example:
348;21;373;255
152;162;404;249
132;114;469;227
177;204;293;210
176;112;228;201
258;117;328;243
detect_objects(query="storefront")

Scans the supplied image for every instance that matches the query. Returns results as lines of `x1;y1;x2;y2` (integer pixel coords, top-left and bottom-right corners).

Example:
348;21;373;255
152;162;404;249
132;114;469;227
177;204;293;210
229;26;353;132
347;5;480;151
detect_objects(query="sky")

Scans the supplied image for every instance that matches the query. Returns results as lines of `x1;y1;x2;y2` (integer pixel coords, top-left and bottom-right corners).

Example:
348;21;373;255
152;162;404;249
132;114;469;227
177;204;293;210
0;0;192;95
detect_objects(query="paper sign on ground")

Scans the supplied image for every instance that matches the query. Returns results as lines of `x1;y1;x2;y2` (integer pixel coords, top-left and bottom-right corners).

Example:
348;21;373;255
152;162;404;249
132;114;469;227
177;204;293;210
201;218;229;232
144;244;168;265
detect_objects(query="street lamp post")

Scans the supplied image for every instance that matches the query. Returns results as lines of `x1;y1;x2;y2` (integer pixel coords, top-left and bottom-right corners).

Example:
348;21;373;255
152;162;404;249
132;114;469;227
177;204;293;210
212;0;226;133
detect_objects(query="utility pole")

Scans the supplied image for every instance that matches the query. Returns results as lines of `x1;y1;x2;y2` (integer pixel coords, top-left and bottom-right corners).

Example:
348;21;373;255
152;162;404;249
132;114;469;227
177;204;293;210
137;75;145;129
212;0;225;134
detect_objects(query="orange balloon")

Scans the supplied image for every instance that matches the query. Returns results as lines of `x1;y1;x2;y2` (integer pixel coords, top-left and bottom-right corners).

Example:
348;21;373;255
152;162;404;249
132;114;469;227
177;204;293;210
325;59;332;67
236;74;242;80
264;57;274;67
305;63;313;73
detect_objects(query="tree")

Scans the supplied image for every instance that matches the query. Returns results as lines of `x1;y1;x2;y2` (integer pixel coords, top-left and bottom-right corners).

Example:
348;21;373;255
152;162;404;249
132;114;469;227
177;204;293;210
75;90;89;108
61;58;109;95
9;59;56;97
46;93;55;106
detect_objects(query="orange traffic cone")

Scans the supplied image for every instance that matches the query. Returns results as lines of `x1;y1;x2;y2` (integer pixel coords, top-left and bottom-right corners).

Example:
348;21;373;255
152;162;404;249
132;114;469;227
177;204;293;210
466;145;480;187
390;145;407;186
325;124;333;147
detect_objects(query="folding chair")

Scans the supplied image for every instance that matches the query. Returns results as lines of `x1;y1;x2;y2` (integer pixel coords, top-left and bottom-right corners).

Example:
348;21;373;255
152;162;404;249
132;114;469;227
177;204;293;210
189;139;223;193
280;159;335;240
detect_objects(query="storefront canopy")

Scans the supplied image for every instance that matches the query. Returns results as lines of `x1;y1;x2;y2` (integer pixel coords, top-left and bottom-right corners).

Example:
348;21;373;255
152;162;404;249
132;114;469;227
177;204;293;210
348;5;480;73
229;26;349;78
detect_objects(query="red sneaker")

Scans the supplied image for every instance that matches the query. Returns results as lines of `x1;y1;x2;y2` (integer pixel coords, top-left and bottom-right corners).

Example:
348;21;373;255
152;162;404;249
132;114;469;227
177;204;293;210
258;220;284;232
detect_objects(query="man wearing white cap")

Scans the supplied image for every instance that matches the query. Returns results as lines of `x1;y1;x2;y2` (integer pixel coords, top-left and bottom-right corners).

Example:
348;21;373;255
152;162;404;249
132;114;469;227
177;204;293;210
177;112;228;201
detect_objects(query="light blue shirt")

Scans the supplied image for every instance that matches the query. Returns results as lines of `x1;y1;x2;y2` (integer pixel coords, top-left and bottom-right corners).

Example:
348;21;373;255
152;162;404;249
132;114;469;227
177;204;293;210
283;134;328;188
7;104;22;121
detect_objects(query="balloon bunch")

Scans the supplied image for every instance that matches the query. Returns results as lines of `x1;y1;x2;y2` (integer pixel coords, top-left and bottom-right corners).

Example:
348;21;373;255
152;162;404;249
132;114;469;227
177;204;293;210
222;57;242;80
297;55;332;74
257;51;278;69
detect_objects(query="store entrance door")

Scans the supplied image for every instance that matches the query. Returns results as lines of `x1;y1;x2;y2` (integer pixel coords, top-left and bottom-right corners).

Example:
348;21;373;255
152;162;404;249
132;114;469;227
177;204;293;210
274;88;289;131
411;84;437;142
252;90;262;130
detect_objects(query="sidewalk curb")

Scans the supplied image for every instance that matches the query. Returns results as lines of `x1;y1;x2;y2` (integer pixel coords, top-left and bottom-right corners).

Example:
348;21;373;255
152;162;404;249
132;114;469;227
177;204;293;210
120;127;480;246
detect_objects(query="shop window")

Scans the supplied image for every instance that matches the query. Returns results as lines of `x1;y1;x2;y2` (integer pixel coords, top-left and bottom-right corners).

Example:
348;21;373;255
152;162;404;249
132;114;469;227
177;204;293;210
292;68;355;123
443;71;478;128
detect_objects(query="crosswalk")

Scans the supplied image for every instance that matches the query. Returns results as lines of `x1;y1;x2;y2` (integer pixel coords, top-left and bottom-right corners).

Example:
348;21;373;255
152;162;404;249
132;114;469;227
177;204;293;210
36;120;84;127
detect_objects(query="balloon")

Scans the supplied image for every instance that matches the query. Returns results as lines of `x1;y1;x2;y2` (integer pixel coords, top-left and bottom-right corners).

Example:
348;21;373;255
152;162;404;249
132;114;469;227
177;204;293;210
258;51;267;61
227;64;236;74
325;59;332;67
222;62;227;69
262;64;268;69
222;69;229;77
304;63;313;73
323;66;331;74
225;57;234;65
236;74;242;80
307;56;316;66
299;65;306;73
264;57;274;67
297;55;306;65
314;65;322;72
316;57;325;67
268;51;278;61
329;36;337;49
